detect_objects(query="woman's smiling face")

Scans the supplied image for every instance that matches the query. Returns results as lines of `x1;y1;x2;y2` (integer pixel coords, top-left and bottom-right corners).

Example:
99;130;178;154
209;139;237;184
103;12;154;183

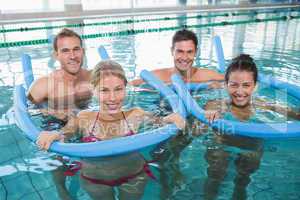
96;74;126;114
226;70;256;108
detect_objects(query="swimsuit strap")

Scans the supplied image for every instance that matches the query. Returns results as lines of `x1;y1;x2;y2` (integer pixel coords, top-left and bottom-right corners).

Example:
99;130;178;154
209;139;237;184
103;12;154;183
121;111;135;135
64;161;82;176
81;171;140;187
143;160;157;180
88;111;100;136
80;161;156;186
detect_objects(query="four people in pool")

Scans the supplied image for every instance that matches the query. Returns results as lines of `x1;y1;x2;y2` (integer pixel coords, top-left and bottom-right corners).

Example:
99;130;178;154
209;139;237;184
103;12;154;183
36;60;186;199
29;28;299;199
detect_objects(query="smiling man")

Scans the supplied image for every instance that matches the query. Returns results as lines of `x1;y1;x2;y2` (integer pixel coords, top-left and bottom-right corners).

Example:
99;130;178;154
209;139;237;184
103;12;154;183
131;29;224;86
28;28;92;120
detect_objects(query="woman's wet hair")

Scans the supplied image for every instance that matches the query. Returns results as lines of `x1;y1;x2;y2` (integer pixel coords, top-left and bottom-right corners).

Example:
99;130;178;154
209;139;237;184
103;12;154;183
91;60;127;87
225;54;258;84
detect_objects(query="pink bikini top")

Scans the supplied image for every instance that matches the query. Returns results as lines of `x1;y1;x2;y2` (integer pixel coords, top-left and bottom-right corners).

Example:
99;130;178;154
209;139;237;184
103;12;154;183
81;111;135;143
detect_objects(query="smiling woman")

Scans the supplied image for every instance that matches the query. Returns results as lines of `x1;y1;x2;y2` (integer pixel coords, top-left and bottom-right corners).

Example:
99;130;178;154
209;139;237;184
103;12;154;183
92;60;127;115
201;54;260;125
225;55;257;109
34;59;185;199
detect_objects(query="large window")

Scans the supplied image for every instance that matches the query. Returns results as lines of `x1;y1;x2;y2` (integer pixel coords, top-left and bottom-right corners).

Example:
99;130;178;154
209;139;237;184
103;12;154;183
0;0;296;15
0;0;64;13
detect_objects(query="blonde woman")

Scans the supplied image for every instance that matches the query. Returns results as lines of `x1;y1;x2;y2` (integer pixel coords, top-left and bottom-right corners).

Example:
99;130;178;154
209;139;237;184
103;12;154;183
37;60;185;200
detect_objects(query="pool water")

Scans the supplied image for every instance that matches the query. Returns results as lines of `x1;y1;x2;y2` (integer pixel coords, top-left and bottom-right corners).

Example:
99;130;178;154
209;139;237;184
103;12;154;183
1;8;300;200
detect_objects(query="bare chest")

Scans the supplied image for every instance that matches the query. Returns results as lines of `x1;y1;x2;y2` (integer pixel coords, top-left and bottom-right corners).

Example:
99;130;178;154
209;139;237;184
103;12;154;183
48;81;92;109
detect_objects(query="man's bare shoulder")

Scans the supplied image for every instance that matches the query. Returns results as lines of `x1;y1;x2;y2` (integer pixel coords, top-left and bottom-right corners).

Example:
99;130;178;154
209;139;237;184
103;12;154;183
193;67;224;81
151;68;174;83
152;67;173;75
27;75;50;104
28;75;49;94
194;67;219;74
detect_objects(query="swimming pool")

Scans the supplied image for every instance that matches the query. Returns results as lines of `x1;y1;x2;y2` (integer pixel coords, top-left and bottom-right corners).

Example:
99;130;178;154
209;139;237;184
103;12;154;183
1;7;300;200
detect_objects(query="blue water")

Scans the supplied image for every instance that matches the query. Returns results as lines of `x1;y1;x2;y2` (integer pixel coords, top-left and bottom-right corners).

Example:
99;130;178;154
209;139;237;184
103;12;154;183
1;9;300;200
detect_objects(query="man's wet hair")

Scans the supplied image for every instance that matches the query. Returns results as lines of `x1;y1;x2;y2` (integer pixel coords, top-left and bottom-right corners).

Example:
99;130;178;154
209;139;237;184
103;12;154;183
172;29;198;49
53;28;83;51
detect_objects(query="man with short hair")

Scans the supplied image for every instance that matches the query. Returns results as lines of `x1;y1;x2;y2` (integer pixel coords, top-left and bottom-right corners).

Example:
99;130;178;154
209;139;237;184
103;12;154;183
131;29;224;86
28;28;92;121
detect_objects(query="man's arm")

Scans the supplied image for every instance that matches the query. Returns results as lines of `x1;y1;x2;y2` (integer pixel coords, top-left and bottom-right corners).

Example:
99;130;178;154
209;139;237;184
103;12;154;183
27;76;49;104
193;68;224;81
209;70;224;81
194;69;224;89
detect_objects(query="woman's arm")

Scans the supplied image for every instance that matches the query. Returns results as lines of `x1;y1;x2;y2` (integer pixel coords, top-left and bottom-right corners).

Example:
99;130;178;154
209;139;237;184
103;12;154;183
204;99;224;123
161;113;186;130
133;108;186;131
36;115;79;150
